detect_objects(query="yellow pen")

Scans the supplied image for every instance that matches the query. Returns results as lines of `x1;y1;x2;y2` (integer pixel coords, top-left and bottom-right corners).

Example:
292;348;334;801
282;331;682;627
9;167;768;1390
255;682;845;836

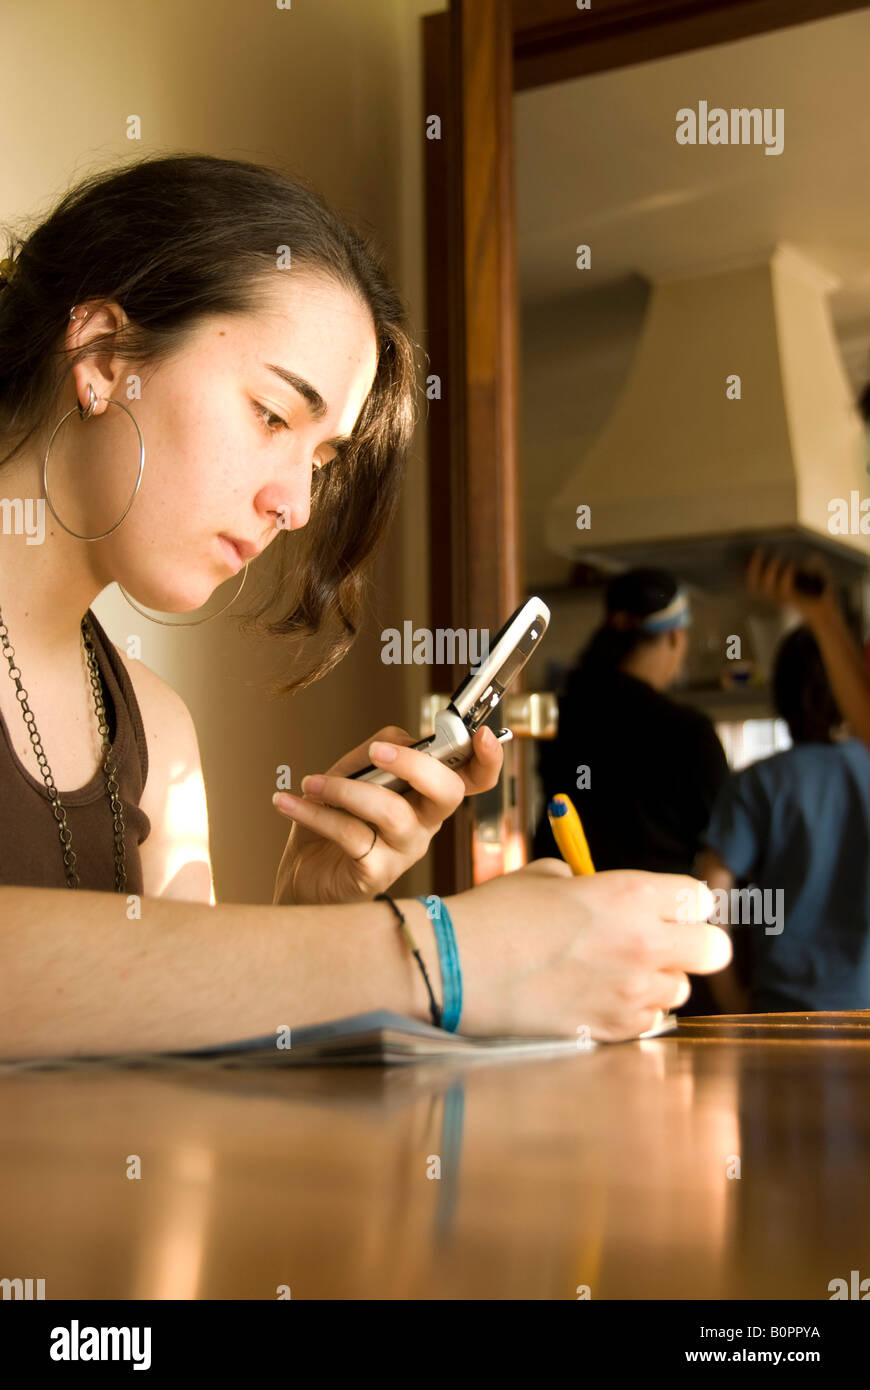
547;793;595;875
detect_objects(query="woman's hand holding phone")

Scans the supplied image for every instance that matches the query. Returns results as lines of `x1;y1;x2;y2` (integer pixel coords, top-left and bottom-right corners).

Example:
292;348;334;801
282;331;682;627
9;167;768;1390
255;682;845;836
272;722;504;905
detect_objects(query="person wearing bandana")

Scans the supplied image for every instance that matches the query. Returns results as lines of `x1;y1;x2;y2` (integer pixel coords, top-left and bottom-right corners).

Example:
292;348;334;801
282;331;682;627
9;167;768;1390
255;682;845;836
532;568;730;1014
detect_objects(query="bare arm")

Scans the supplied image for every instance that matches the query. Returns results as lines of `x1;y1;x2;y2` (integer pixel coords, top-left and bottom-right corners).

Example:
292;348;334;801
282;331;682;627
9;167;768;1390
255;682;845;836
805;595;870;749
746;549;870;751
0;885;440;1059
0;863;733;1058
694;848;750;1014
119;652;215;905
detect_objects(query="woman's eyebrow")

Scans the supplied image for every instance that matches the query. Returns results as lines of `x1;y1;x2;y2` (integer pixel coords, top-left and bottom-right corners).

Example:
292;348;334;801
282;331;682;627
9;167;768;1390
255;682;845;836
264;362;353;446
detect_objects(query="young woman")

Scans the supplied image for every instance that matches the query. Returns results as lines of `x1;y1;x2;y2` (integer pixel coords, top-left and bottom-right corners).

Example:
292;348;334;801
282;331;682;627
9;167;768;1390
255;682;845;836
0;154;729;1056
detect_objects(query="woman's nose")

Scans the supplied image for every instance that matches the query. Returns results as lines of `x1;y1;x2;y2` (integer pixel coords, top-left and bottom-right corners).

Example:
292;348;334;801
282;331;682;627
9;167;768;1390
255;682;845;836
268;468;314;533
274;495;311;532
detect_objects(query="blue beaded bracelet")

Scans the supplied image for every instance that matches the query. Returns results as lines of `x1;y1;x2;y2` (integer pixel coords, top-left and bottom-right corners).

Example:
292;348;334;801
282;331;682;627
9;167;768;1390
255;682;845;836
417;894;462;1032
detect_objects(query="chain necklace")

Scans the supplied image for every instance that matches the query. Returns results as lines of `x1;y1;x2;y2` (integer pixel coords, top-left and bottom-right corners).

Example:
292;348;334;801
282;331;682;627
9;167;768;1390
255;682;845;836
0;604;127;892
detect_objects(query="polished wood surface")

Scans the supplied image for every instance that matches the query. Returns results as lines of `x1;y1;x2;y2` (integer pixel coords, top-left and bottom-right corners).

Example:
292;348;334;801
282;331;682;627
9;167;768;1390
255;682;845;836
422;4;468;894
1;1015;868;1299
511;0;870;91
423;1;524;894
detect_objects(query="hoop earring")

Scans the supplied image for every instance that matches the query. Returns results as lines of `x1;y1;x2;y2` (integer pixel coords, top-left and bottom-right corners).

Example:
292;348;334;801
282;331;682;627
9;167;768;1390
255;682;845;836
45;381;250;627
42;384;145;541
118;562;250;627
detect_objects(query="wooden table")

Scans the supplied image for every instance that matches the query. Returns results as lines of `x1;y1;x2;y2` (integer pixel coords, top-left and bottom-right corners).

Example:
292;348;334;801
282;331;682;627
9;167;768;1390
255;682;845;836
1;1014;869;1300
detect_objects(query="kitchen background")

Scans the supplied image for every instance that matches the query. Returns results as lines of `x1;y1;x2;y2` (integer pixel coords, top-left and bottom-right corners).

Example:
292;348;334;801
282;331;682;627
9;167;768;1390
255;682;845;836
512;7;870;837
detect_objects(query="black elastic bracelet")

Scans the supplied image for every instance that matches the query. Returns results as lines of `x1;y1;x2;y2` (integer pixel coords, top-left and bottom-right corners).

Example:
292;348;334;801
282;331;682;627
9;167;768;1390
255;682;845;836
375;891;443;1029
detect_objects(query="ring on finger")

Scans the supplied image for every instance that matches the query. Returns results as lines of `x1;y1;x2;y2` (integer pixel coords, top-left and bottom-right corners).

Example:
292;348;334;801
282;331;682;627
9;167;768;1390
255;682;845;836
352;821;378;862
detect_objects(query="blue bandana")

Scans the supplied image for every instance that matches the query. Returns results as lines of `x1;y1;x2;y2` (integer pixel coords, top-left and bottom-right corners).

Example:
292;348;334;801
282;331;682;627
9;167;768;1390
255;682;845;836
607;588;692;634
638;589;692;633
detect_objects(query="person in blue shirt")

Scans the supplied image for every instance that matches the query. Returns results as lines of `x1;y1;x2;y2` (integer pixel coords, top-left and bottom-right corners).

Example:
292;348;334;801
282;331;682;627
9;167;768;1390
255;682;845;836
696;616;870;1013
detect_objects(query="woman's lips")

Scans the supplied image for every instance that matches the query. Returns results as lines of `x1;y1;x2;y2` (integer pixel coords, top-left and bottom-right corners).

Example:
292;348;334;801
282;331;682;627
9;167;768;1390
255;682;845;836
218;535;244;573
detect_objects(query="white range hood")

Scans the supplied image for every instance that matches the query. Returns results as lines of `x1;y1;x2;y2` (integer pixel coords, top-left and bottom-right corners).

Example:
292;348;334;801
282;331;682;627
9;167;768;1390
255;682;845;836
545;243;870;589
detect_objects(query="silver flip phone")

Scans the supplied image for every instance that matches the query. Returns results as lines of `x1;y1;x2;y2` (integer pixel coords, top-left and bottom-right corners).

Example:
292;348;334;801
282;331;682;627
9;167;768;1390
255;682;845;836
348;596;551;795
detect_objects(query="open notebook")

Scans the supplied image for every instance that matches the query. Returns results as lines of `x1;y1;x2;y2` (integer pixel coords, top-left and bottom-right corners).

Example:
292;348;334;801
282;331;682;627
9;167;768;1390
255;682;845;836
185;1008;678;1065
0;1009;676;1070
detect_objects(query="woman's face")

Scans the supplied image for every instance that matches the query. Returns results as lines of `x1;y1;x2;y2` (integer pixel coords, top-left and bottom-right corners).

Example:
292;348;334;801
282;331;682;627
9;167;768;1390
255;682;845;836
66;271;379;612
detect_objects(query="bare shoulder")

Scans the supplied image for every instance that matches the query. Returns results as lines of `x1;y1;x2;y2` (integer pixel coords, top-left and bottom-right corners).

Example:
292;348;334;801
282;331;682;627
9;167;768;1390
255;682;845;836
117;647;204;785
116;648;195;743
115;649;215;904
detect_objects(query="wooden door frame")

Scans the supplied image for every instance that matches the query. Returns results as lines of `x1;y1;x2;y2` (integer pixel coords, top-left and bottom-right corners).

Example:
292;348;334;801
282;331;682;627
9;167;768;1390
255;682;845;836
422;0;870;894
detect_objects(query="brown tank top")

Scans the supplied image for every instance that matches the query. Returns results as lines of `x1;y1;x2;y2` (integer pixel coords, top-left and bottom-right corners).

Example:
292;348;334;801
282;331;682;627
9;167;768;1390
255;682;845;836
0;608;152;892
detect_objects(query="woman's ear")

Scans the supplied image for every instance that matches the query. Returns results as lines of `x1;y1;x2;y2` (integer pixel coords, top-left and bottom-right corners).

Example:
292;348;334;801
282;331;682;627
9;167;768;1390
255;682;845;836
67;300;131;418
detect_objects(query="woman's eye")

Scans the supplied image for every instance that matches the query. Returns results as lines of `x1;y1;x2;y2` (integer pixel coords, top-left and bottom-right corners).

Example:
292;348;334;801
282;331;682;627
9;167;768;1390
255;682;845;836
253;400;339;468
253;401;288;434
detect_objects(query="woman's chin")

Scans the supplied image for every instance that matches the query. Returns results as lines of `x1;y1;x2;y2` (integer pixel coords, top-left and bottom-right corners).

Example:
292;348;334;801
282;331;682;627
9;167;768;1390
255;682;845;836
119;579;221;614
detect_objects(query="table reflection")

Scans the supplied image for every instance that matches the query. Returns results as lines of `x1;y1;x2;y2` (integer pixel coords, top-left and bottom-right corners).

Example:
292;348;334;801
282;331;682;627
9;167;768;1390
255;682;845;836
0;1033;868;1298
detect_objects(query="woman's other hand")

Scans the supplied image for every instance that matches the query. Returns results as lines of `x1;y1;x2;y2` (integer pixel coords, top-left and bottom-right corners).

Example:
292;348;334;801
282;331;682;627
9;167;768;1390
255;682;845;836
448;859;731;1040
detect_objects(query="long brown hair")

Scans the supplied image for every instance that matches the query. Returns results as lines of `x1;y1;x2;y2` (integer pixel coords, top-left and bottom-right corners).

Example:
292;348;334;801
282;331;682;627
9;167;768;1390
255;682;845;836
0;152;418;694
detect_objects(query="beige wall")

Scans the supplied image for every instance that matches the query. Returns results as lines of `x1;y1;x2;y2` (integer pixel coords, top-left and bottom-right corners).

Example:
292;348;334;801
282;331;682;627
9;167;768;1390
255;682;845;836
1;0;446;903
